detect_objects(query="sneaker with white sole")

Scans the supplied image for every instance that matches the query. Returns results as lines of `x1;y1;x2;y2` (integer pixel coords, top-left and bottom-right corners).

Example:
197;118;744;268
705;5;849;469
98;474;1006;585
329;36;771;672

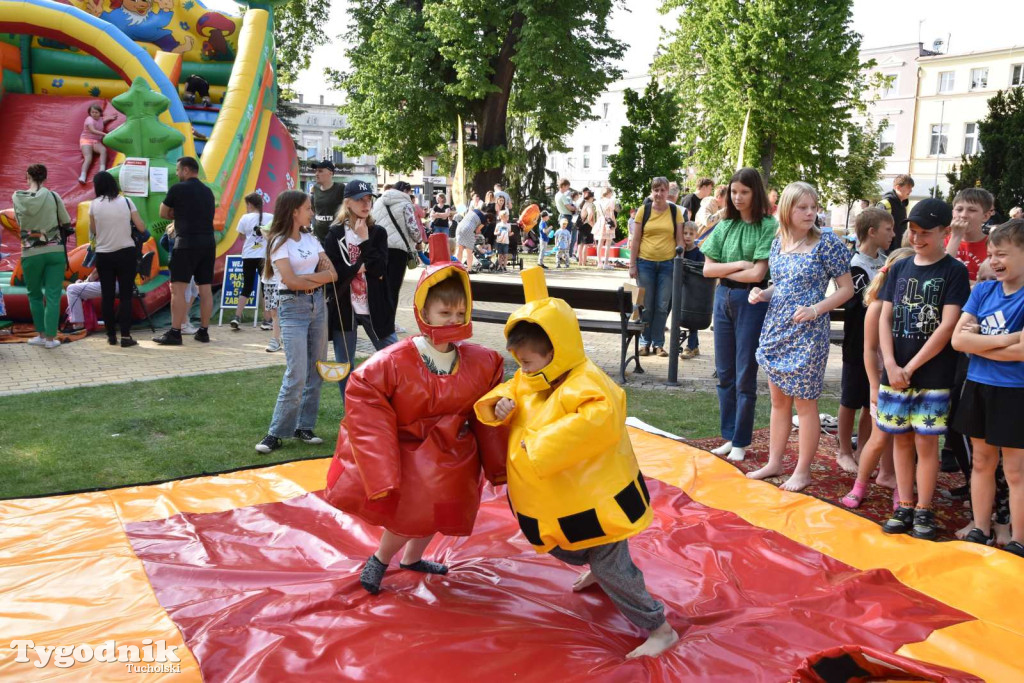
266;337;282;352
260;321;274;331
255;434;282;453
44;339;61;349
182;322;199;335
294;429;323;444
27;335;46;346
229;317;241;330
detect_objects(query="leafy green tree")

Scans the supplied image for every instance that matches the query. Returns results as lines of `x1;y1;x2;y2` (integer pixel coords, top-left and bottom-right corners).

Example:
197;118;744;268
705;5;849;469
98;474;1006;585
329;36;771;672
823;119;887;230
947;87;1024;215
607;78;685;215
655;0;868;188
332;0;624;197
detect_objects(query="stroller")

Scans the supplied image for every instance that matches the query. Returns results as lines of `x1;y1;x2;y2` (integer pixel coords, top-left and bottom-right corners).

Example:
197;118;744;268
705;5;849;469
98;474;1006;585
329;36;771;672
470;235;496;273
521;227;539;254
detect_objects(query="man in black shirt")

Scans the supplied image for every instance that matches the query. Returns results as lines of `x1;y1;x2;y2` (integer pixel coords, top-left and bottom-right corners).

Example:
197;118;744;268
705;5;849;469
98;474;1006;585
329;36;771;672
680;178;713;222
154;156;217;345
430;192;451;235
310;159;345;242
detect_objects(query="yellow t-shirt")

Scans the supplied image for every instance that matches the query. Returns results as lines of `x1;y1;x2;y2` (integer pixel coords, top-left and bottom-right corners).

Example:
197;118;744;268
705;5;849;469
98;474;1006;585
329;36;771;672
638;203;679;261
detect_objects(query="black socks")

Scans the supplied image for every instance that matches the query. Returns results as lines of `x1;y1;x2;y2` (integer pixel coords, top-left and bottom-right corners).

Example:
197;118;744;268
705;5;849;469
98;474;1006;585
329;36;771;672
359;556;450;595
399;560;449;575
359;555;388;595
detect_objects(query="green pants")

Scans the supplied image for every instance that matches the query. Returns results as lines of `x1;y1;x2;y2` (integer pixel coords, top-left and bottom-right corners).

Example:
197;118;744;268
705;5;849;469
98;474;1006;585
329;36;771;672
22;251;66;338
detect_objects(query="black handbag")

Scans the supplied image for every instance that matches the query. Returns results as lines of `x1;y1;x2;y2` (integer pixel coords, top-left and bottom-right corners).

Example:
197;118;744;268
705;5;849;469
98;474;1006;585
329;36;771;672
126;197;151;252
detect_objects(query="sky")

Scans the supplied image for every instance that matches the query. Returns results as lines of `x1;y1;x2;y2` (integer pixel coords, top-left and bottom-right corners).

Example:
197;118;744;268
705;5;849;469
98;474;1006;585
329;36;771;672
204;0;1024;104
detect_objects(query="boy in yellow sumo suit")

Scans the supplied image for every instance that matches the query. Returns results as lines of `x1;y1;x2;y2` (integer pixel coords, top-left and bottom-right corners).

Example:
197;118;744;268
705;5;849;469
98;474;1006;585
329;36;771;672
474;267;679;658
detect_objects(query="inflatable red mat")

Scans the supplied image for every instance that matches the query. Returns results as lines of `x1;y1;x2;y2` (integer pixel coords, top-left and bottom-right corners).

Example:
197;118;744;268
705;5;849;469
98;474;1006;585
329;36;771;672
126;481;972;682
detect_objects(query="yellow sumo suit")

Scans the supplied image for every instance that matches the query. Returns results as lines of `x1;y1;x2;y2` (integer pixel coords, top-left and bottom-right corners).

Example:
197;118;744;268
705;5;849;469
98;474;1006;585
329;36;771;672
475;268;652;553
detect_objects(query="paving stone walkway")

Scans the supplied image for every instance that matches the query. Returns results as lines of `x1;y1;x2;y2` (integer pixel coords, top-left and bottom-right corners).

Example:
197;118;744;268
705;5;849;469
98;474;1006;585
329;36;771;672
0;267;843;397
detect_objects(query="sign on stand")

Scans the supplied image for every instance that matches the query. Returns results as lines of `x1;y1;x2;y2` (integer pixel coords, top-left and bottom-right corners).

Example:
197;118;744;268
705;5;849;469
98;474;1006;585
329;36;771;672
218;255;262;327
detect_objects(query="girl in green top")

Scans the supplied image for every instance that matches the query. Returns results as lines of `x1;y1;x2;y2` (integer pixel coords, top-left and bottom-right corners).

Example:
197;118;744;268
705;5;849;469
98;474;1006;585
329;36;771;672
700;168;778;461
13;164;72;348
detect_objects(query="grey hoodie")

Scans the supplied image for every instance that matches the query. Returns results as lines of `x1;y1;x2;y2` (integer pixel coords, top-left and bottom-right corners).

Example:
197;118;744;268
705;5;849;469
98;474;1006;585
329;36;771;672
13;188;71;256
371;189;420;252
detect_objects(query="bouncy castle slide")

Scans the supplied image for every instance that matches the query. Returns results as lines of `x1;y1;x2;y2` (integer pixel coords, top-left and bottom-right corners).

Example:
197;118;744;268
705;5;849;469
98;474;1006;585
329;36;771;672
0;0;297;321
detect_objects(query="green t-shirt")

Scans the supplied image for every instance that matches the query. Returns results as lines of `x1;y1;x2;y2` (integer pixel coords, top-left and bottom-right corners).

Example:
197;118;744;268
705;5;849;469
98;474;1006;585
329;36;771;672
700;216;778;265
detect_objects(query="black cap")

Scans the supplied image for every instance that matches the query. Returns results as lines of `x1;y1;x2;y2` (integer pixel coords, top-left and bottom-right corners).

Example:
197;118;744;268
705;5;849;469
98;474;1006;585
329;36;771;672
312;159;336;172
905;198;952;230
344;179;376;201
393;181;413;192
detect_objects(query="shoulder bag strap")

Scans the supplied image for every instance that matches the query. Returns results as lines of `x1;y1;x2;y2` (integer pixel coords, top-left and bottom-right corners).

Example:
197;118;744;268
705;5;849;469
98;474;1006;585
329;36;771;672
383;202;414;252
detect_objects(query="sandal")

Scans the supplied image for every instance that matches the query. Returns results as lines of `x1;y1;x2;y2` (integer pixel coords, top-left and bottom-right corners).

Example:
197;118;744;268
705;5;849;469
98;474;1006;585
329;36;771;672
1005;541;1024;558
964;528;994;546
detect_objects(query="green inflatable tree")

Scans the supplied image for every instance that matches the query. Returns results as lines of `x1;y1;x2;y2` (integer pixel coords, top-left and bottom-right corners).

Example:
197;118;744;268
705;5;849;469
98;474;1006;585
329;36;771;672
103;77;185;243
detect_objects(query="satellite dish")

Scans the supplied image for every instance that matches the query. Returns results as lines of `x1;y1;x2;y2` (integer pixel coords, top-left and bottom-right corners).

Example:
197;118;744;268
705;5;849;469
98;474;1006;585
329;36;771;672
932;38;945;52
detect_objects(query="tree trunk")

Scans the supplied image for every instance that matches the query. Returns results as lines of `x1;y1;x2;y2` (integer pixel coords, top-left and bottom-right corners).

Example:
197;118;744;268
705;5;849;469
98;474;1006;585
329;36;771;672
759;138;776;187
470;12;525;199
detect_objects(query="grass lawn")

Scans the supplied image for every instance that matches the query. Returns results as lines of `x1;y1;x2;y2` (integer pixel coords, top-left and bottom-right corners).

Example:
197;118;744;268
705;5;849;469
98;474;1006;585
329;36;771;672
0;367;838;500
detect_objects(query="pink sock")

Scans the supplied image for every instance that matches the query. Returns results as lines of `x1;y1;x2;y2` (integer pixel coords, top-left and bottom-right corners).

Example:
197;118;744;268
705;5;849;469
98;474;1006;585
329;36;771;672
841;480;868;508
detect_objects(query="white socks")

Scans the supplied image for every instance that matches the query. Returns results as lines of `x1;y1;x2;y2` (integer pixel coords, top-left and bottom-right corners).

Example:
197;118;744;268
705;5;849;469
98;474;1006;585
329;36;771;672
726;447;747;462
711;441;733;456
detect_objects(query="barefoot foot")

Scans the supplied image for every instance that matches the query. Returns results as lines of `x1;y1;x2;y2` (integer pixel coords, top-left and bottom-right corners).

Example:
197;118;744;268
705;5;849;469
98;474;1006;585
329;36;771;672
835;453;858;474
780;471;813;492
874;473;898;489
747;463;785;481
726;447;747;462
572;570;599;593
626;622;679;659
995;522;1012;547
710;440;733;456
955;521;973;540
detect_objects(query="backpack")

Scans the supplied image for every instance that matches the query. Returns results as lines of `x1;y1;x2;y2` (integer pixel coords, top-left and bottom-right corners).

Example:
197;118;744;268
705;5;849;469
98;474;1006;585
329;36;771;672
639;199;678;232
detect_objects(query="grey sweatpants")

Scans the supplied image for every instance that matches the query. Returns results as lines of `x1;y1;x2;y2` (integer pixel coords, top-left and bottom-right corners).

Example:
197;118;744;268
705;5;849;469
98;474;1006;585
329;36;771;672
549;540;665;631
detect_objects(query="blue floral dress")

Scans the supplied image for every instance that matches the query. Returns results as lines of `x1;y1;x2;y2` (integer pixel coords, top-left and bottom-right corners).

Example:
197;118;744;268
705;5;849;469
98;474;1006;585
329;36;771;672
755;231;850;399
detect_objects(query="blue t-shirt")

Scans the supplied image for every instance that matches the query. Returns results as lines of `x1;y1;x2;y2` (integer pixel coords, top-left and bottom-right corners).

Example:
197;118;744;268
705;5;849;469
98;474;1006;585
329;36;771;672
555;228;571;250
964;280;1024;388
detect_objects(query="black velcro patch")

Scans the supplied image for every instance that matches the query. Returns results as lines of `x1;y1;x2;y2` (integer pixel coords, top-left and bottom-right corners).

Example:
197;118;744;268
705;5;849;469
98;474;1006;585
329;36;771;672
614;481;648;523
557;509;605;544
637;473;651;504
517;512;543;546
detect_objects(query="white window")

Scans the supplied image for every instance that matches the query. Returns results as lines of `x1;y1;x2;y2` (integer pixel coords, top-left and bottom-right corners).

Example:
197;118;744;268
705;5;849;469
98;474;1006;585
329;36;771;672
603;103;609;119
880;73;900;98
964;123;981;155
1012;64;1024;87
937;71;955;94
879;122;895;156
929;124;949;156
583;145;590;169
601;145;610;168
970;67;989;91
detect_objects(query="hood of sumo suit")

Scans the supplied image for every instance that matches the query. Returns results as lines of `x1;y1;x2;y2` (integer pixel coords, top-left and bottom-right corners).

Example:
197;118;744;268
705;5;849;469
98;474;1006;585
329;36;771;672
505;267;586;392
413;233;473;345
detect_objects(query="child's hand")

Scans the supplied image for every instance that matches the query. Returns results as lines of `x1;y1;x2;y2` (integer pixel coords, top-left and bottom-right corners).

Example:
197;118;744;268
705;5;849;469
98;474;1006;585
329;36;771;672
494;398;516;420
748;287;766;305
887;364;910;390
950;217;969;236
960;321;980;335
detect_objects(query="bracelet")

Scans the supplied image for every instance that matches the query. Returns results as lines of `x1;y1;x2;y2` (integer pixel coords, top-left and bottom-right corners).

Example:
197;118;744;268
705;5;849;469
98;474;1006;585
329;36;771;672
811;304;819;319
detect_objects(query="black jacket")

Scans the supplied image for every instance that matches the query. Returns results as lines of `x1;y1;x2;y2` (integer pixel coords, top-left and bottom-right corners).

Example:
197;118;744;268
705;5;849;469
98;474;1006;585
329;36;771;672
322;222;396;339
877;189;908;249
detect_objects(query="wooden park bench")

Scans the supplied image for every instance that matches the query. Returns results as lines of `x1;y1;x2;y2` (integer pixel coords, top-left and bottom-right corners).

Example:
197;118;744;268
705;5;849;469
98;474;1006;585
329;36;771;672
468;279;646;383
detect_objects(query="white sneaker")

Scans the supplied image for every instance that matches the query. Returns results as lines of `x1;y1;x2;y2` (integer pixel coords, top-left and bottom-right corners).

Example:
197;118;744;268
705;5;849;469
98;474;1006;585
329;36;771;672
182;322;199;334
259;321;273;331
44;339;61;349
27;335;46;346
266;337;282;352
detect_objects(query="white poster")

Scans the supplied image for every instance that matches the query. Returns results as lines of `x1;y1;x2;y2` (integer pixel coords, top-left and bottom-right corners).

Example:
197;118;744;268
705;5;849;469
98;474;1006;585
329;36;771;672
149;166;168;193
121;158;150;197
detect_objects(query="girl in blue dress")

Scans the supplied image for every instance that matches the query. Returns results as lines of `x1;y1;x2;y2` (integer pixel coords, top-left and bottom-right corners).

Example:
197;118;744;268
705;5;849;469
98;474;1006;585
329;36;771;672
747;182;854;492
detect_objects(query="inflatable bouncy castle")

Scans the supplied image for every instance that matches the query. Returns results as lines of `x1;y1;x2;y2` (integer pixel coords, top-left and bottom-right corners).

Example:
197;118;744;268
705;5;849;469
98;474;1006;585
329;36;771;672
0;0;298;321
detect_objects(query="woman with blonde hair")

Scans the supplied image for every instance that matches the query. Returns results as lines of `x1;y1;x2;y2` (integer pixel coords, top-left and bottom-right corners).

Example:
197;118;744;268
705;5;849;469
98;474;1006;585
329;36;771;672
746;181;853;491
323;180;399;406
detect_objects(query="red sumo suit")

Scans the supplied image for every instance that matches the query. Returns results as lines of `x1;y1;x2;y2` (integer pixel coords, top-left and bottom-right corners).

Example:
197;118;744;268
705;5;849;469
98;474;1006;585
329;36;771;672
324;233;509;538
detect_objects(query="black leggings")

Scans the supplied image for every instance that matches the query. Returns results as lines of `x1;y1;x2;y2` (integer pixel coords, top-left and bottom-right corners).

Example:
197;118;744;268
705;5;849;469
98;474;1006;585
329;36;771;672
95;246;137;337
386;248;408;307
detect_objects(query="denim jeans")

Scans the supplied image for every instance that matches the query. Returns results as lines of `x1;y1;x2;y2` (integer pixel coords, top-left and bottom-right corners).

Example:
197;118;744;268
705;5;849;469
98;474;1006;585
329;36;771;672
268;290;328;438
332;314;398;407
713;285;768;448
686;329;699;350
637;258;673;349
561;214;576;252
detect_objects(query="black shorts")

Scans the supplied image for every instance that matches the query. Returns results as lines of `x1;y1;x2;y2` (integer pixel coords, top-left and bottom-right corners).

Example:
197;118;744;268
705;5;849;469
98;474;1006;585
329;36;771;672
952;380;1024;449
170;246;216;285
580;224;594;244
241;258;264;298
840;360;870;409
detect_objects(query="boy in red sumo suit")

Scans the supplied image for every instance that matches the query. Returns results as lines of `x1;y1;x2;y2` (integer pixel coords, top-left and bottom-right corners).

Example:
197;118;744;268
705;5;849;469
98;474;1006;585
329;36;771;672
324;233;509;594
